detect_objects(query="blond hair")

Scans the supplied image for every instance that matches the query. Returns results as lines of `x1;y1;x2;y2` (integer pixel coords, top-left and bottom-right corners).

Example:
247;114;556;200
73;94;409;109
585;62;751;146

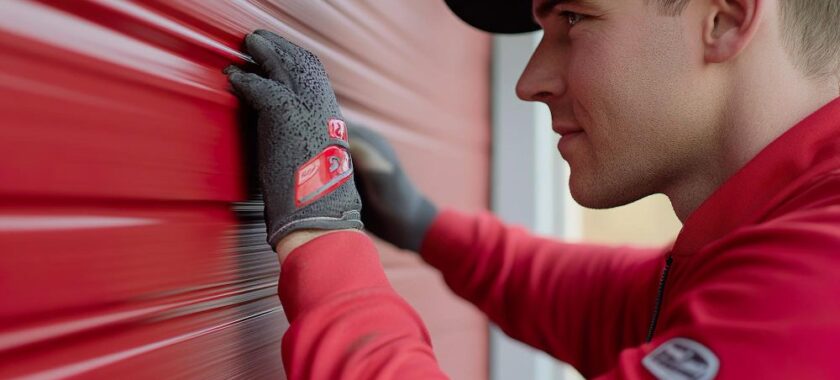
655;0;840;78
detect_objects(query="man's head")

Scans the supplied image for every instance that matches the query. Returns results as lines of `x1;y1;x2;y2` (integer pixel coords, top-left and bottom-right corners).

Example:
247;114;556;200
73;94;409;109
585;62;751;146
512;0;839;217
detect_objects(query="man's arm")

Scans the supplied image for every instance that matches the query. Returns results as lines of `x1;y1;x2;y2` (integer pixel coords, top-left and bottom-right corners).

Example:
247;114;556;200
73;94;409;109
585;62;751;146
349;124;669;376
421;209;667;377
277;230;448;379
272;215;662;380
226;29;449;379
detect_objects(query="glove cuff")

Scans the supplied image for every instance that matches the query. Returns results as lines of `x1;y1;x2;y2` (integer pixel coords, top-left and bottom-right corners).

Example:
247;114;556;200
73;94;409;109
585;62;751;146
402;197;438;253
268;210;364;249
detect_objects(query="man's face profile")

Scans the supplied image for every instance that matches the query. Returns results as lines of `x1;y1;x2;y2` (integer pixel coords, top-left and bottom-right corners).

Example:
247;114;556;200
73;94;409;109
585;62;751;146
518;0;722;212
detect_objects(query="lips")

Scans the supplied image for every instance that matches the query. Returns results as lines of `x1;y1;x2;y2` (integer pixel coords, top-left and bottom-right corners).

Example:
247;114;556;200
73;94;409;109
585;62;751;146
552;124;584;136
554;122;585;156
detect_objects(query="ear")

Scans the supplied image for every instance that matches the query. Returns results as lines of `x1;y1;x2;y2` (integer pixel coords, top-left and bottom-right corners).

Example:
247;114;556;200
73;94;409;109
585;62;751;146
703;0;764;63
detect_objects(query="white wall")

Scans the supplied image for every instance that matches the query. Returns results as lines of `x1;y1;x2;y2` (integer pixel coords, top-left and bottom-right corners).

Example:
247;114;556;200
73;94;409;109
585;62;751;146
490;32;584;380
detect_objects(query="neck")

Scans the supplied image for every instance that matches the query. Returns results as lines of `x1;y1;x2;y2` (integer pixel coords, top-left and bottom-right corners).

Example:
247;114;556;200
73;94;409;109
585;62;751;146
667;67;838;222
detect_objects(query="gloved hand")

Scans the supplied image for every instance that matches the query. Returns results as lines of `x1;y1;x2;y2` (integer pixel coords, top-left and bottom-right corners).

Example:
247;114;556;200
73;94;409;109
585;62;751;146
226;30;363;249
349;126;438;252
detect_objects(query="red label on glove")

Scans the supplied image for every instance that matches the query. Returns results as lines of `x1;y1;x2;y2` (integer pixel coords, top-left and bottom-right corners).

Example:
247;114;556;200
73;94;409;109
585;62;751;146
327;118;348;142
295;146;353;207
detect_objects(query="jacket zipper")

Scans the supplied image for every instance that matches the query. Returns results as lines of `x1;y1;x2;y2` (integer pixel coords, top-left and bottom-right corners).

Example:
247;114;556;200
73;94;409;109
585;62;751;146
646;255;673;342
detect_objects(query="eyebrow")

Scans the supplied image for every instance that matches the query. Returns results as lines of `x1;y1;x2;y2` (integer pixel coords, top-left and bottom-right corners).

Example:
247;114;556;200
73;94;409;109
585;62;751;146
534;0;591;19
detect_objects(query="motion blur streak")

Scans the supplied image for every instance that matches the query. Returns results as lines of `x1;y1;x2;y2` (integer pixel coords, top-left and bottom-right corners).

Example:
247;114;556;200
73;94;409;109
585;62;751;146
1;0;279;376
0;0;490;378
0;216;157;231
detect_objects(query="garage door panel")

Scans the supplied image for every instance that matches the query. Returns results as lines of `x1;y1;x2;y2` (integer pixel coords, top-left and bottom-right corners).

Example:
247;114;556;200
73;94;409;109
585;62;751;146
432;328;490;380
0;4;242;201
0;297;285;379
386;266;488;331
2;0;490;377
0;204;274;320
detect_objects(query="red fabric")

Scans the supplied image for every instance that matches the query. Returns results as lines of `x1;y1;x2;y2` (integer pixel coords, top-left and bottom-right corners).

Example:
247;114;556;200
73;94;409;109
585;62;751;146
278;97;840;379
278;231;448;379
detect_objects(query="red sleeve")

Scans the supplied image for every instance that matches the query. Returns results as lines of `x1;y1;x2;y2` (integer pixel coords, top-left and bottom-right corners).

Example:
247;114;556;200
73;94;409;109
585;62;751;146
278;231;448;380
420;209;667;377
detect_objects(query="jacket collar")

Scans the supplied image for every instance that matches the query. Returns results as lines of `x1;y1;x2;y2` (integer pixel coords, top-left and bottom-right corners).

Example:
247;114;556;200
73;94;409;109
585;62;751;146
672;97;840;256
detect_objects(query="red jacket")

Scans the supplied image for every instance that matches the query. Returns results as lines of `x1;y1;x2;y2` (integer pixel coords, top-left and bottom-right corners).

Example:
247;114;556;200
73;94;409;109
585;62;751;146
278;97;840;379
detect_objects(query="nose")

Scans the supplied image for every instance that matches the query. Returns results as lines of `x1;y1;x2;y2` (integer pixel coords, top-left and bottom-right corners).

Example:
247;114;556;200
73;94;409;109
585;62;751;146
516;37;568;103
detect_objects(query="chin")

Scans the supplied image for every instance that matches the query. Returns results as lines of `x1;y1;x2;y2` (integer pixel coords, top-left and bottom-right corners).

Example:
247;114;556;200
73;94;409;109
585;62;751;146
568;171;646;210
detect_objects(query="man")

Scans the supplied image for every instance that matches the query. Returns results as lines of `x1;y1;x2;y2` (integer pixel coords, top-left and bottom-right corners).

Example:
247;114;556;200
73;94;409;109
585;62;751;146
225;0;840;378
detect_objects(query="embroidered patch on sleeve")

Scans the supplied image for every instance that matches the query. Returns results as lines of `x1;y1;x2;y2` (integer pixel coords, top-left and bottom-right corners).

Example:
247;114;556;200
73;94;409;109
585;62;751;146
642;338;720;380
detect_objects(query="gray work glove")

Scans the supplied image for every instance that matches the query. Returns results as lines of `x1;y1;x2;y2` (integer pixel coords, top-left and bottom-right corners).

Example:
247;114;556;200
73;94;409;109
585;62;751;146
226;30;362;248
349;126;438;252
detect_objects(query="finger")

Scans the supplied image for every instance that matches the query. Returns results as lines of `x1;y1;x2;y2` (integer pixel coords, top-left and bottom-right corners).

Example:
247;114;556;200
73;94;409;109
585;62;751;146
244;33;295;87
348;125;400;174
253;29;327;80
223;64;241;75
227;67;283;109
348;125;399;160
350;137;395;174
252;29;336;114
254;29;303;57
227;67;307;117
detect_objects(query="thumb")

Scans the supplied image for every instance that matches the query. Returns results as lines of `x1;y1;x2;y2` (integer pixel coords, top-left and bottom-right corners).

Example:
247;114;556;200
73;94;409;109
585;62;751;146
348;125;403;172
350;137;395;175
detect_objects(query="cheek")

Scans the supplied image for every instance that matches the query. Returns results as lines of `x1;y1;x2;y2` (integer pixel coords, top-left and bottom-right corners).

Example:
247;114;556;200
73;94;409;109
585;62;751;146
567;28;642;153
566;30;615;108
568;18;695;152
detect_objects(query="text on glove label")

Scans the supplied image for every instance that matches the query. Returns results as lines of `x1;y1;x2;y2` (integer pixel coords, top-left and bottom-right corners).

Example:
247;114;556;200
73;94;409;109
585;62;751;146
295;146;353;207
327;118;348;142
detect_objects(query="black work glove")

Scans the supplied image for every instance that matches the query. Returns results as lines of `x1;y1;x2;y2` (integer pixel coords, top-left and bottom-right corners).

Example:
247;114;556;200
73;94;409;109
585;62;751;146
349;126;438;252
226;30;363;249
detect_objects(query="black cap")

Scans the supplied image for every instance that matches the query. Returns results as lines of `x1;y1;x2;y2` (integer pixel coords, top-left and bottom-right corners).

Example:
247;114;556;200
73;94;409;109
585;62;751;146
444;0;540;34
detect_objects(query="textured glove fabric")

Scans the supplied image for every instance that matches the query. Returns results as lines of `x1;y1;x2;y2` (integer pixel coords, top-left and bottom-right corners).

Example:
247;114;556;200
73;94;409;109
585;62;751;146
226;30;362;248
349;125;438;252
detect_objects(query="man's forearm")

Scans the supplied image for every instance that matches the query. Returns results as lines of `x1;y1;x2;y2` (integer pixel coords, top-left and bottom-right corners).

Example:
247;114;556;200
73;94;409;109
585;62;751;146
276;231;448;379
420;209;665;375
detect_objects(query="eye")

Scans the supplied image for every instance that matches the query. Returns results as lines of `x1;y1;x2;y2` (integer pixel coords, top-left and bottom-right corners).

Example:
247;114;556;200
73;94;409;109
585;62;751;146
561;11;585;26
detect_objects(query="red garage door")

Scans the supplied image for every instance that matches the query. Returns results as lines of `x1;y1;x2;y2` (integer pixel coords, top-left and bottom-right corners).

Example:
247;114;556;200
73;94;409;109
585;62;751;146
0;0;490;378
